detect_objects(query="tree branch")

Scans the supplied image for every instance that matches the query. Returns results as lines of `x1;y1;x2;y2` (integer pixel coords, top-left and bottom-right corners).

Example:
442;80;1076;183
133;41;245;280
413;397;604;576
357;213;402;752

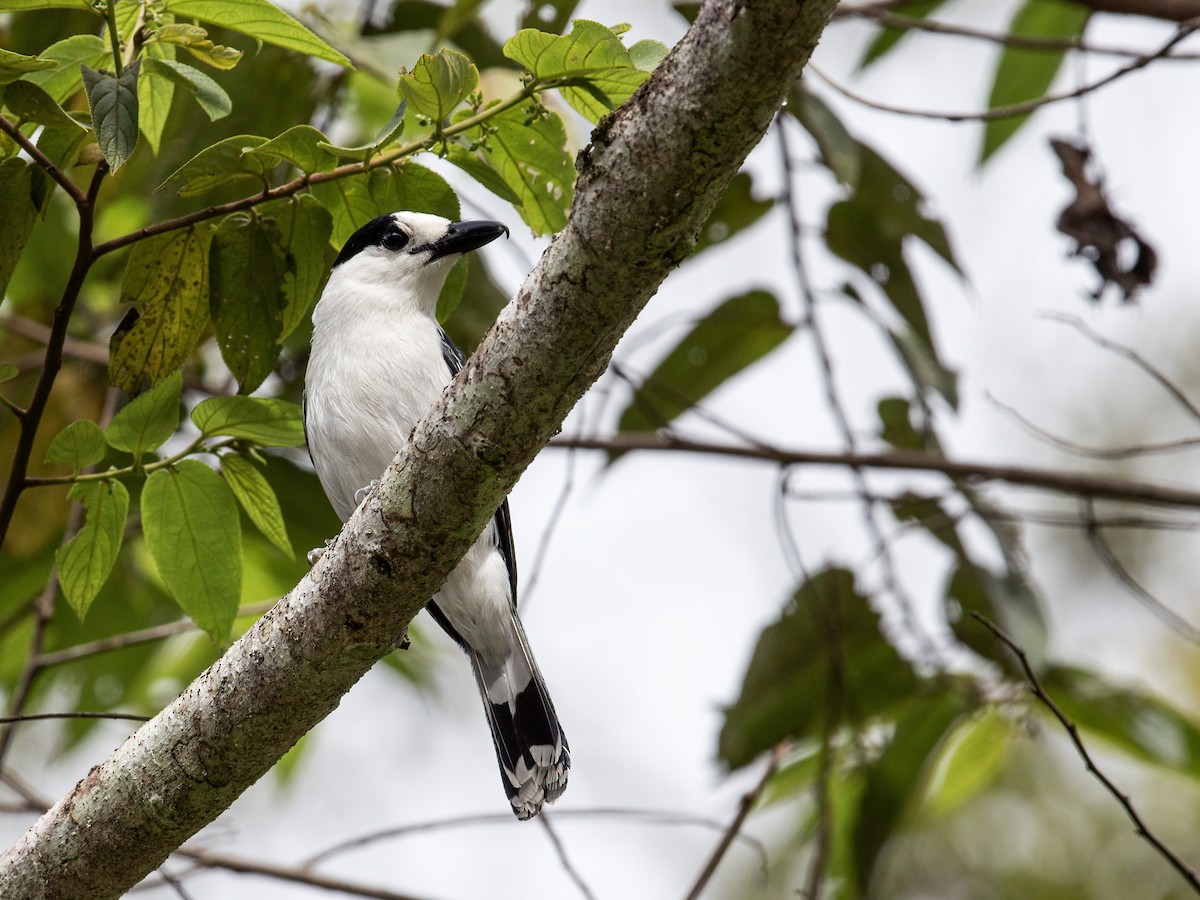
0;0;839;894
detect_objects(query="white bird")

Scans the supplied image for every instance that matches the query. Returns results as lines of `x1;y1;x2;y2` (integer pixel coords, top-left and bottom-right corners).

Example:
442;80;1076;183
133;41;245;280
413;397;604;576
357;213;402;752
304;211;569;819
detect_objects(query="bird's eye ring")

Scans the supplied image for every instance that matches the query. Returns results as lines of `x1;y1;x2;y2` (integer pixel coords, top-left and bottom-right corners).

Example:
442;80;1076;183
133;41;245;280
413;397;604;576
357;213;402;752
381;229;409;251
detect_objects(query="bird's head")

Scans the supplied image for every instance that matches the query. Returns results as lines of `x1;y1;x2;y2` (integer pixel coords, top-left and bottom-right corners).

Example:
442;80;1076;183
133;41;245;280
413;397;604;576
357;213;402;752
323;211;509;317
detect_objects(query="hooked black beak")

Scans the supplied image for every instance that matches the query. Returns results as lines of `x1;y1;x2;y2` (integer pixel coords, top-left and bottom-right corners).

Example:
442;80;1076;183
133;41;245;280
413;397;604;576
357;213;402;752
421;219;509;262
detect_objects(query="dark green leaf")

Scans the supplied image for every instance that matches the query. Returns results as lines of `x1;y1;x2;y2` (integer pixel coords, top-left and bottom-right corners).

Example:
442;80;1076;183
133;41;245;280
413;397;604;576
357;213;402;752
789;84;861;187
877;396;923;450
854;691;969;891
209;212;288;392
0;363;18;382
475;104;573;234
56;479;129;619
981;0;1091;163
31;125;95;210
0;47;57;83
719;567;920;769
311;167;400;248
23;35;108;104
617;290;792;435
397;49;477;123
109;226;212;394
692;172;774;255
1042;666;1200;778
159;133;271;197
4;79;83;128
269;195;334;337
858;0;951;70
104;369;183;458
142;459;241;643
0;159;38;298
889;491;963;555
81;59;140;171
249;124;337;175
220;453;292;557
947;562;1046;674
443;143;522;205
520;0;581;34
886;324;959;408
143;57;231;121
191;395;305;446
45;420;107;472
167;0;351;68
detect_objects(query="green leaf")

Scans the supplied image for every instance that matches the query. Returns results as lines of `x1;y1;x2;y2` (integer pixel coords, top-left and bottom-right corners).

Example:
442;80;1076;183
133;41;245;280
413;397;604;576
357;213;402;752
23;35;109;105
397;49;478;123
3;79;83;128
0;0;92;7
858;0;951;69
981;0;1091;163
854;691;969;890
81;59;140;171
159;133;271;197
248;124;337;175
31;125;94;210
519;0;581;34
877;397;924;451
109;227;213;394
924;709;1014;815
220;453;292;557
268;195;334;337
628;39;668;71
56;479;129;619
138;43;176;155
886;324;959;409
0;47;57;84
142;460;241;643
1041;665;1200;778
143;57;231;121
311;166;397;247
0;363;18;382
617;290;792;434
191;395;305;446
692;172;773;255
150;23;243;70
443;143;522;205
473;104;573;234
166;0;351;68
104;368;183;458
45;420;107;472
209;212;288;392
719;567;921;769
789;85;860;187
0;159;38;299
946;561;1046;674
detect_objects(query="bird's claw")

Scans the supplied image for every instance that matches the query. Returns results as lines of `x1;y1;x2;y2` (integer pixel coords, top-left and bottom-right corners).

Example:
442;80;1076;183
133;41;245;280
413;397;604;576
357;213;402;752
306;539;333;566
354;480;380;505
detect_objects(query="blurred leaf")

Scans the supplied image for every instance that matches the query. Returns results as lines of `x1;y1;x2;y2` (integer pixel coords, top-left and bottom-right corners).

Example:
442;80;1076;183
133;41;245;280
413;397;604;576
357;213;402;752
617;290;792;435
23;35;108;104
210;212;288;392
924;709;1014;815
142;459;241;643
220;453;292;557
81;59;140;171
311;166;401;247
4;79;83;129
854;690;969;891
143;57;231;121
520;0;582;34
628;39;669;71
947;562;1046;674
167;0;351;68
269;195;334;338
150;23;243;70
1042;665;1200;778
889;491;962;554
104;369;183;458
981;0;1091;163
138;43;176;155
0;47;56;83
367;0;513;71
886;325;959;409
877;396;923;450
109;226;212;394
31;124;94;211
191;396;305;446
0;363;18;382
45;420;107;472
692;172;774;255
397;49;478;123
159;133;271;197
719;567;920;769
788;84;860;186
858;0;951;69
56;479;129;619
0;159;38;298
317;101;405;162
249;125;337;175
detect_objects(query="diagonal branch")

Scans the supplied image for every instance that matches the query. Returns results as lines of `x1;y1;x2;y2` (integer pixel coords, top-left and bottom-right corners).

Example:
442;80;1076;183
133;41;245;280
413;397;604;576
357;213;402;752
0;0;839;895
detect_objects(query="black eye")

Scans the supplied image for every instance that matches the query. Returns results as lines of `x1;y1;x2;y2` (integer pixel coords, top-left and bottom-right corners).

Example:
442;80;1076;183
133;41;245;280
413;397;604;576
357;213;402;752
380;229;409;251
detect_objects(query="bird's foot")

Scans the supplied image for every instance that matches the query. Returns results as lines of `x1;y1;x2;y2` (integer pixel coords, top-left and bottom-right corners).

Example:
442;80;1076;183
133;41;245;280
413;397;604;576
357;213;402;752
354;480;380;506
306;540;333;566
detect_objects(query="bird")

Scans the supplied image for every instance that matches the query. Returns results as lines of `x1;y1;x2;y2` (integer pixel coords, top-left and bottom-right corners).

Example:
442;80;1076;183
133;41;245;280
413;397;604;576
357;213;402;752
304;211;569;819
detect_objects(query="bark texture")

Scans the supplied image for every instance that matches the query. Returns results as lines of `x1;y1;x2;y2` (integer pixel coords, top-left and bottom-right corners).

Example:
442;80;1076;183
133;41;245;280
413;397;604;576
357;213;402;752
0;0;837;895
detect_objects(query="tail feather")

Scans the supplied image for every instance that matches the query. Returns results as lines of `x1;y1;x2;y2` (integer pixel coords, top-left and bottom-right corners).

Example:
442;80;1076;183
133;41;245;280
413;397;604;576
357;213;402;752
470;621;569;819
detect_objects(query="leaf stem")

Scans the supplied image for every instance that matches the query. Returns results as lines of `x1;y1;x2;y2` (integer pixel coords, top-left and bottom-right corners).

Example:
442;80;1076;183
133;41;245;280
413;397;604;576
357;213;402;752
24;437;241;489
103;0;124;77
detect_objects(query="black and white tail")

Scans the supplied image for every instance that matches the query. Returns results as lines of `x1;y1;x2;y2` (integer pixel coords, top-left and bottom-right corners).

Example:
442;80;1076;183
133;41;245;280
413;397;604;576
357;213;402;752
469;609;569;819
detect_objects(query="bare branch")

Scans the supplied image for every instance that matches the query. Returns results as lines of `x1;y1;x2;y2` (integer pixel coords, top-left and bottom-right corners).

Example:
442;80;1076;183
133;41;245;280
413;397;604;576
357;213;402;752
972;613;1200;894
539;814;597;900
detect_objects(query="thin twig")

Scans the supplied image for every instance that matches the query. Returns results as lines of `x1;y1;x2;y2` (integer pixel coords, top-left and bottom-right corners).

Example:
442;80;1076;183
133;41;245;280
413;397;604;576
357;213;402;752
972;612;1200;894
0;115;90;207
549;433;1200;510
0;711;149;725
683;742;789;900
810;23;1198;123
539;813;597;900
